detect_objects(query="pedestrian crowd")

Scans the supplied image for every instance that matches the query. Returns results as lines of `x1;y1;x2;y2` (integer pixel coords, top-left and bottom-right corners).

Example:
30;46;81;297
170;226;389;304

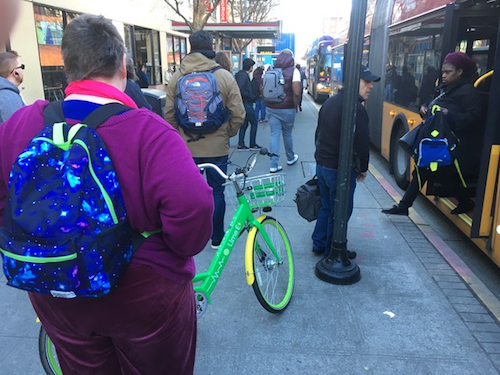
0;13;305;374
0;7;485;375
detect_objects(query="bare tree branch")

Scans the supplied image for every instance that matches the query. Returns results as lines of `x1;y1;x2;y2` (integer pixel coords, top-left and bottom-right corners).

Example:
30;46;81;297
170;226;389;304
163;0;194;30
164;0;224;31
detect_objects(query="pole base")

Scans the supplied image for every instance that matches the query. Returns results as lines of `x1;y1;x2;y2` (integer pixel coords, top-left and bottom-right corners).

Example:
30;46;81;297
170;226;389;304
315;242;361;285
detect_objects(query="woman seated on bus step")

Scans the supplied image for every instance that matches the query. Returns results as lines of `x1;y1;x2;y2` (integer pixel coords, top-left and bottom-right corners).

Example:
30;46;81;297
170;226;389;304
382;52;482;216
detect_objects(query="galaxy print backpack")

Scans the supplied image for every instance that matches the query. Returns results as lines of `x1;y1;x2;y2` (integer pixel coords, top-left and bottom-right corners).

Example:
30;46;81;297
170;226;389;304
0;102;151;298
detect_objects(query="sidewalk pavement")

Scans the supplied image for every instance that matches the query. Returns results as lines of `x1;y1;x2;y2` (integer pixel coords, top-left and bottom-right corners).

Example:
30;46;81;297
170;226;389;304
194;95;500;375
1;94;499;374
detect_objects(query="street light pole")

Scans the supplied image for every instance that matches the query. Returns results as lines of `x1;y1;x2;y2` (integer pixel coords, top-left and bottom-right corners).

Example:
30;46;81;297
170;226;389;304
315;0;368;285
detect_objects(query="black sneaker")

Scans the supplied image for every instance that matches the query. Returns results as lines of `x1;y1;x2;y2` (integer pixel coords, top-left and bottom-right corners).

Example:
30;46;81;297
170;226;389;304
211;239;222;250
312;247;324;255
237;145;249;151
381;205;409;216
451;200;474;215
249;144;262;150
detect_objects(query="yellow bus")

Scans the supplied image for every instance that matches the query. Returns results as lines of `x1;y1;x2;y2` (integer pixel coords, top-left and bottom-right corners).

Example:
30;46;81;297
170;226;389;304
340;0;500;266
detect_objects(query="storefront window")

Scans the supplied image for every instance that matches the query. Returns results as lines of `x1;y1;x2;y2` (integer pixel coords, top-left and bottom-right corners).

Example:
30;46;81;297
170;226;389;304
174;36;181;66
124;25;136;59
167;34;175;65
34;5;65;101
166;34;187;73
134;27;162;86
152;30;162;84
180;38;186;60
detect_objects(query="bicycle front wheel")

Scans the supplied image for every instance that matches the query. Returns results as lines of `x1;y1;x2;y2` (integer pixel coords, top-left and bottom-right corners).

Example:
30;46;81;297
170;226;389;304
38;325;62;375
250;216;294;313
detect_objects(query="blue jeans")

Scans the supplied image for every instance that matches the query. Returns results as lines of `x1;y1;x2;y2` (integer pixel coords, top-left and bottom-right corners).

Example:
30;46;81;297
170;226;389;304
193;155;228;242
238;102;258;147
254;98;266;121
312;164;357;255
267;108;296;169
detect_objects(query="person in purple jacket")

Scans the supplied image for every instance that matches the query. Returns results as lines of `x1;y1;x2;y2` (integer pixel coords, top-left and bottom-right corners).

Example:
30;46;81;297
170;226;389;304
0;14;213;375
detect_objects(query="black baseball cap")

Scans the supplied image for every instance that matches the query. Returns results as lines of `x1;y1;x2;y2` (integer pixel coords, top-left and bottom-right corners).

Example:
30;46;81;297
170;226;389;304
360;64;380;82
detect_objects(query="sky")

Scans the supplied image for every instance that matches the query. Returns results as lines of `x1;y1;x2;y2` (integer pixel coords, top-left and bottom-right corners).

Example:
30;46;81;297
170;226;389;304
272;0;352;62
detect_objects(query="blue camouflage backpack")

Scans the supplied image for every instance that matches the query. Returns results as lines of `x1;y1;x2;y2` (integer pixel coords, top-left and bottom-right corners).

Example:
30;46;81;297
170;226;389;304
0;102;155;298
174;66;230;142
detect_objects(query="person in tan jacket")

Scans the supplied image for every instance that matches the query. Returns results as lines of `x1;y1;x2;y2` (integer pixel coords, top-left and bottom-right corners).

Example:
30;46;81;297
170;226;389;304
165;30;245;249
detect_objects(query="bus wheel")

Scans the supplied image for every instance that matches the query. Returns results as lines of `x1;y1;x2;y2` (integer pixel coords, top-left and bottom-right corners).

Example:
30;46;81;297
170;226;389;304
392;125;410;190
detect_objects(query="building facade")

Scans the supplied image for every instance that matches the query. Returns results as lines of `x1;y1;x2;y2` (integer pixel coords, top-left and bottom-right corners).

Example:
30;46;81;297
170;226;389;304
2;0;189;104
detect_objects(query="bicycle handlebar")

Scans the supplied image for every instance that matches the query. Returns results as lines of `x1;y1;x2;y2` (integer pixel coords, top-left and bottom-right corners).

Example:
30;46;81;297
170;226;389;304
197;162;229;180
197;148;270;181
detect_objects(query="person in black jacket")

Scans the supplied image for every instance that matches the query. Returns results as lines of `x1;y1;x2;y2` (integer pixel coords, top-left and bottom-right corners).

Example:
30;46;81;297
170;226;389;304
383;52;481;216
124;54;152;110
252;66;266;122
236;58;261;150
136;63;149;88
418;65;439;105
394;66;417;107
312;65;380;259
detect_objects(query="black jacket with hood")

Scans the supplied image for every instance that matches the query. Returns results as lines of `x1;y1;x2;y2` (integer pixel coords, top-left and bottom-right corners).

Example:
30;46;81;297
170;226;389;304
235;69;254;104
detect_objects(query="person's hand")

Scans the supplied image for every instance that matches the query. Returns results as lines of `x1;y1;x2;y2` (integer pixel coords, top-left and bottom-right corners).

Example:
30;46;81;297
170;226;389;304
357;171;367;182
420;106;428;116
441;107;449;115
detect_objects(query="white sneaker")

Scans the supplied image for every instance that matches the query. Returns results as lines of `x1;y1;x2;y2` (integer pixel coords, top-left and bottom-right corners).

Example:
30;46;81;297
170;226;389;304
287;154;299;165
270;166;283;173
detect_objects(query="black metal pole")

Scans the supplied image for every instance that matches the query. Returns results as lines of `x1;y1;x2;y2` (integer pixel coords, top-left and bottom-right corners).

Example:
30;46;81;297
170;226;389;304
315;0;367;285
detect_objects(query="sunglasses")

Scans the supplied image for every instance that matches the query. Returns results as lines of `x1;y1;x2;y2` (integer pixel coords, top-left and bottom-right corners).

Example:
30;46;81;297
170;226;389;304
10;64;25;74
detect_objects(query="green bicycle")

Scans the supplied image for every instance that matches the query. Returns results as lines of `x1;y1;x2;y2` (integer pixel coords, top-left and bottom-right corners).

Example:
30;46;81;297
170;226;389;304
38;149;295;374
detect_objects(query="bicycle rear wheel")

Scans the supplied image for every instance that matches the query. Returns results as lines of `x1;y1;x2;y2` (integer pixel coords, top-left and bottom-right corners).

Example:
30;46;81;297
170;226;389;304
38;325;62;375
251;216;294;313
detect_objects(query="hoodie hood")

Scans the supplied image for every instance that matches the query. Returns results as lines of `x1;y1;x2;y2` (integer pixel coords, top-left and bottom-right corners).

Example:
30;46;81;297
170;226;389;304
0;77;20;94
179;52;219;75
274;53;295;69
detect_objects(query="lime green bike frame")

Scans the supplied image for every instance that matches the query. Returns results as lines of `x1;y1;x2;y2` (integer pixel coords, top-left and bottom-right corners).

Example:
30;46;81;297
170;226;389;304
192;191;284;304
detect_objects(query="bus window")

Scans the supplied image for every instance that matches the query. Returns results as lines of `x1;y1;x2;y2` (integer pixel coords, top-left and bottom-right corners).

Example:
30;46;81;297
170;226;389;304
387;15;444;108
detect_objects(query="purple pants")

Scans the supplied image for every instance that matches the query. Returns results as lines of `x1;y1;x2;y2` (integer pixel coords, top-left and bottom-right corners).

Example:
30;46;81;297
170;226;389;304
30;263;197;375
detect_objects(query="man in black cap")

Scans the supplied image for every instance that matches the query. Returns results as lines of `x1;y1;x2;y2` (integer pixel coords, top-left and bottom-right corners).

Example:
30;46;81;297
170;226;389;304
165;30;245;250
311;64;380;259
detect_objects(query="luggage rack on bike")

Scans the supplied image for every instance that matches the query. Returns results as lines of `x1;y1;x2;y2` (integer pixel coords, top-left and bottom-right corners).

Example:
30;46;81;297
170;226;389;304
225;173;286;210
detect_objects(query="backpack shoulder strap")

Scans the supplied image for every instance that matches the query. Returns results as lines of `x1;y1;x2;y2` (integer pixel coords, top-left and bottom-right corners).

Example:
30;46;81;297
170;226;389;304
82;103;133;130
43;101;65;127
43;101;133;130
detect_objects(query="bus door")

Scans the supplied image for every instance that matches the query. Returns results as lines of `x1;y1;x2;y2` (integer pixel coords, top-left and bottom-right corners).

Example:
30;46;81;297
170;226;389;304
444;3;500;254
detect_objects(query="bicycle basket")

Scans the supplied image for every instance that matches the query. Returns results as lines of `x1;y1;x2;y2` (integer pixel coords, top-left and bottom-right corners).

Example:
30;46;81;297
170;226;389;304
225;173;286;210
